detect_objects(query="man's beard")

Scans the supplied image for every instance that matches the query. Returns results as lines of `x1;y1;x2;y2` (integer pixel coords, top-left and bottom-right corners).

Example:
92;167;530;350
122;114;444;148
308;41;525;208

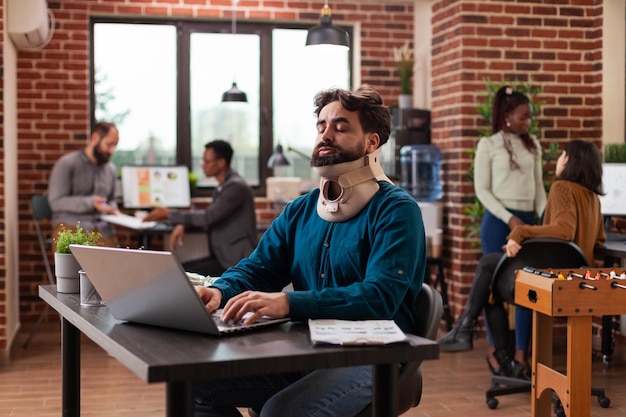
93;141;111;165
310;143;365;167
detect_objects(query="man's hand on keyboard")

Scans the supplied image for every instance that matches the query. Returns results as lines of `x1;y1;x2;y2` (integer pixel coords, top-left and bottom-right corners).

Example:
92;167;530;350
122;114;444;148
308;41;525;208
221;291;290;325
196;286;222;314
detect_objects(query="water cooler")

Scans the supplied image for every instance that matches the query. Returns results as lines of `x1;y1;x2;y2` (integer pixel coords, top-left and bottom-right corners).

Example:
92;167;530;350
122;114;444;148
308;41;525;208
383;108;431;179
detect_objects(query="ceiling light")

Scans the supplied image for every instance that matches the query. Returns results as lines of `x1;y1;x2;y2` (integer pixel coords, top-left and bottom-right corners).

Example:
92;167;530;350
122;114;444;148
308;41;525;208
222;0;247;102
306;1;350;49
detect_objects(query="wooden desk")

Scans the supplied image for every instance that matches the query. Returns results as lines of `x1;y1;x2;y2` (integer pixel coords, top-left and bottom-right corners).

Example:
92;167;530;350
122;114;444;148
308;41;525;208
596;239;626;262
39;285;439;417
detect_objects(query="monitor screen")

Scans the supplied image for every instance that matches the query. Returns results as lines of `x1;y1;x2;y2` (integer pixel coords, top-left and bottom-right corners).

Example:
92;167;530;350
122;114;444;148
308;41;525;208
599;163;626;216
121;166;191;209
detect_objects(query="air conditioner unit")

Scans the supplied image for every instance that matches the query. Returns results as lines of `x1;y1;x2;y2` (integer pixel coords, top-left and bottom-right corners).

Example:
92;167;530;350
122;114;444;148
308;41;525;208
8;0;51;50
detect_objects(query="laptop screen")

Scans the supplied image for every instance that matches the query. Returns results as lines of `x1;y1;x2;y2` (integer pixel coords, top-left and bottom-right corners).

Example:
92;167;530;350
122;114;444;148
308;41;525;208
121;166;191;209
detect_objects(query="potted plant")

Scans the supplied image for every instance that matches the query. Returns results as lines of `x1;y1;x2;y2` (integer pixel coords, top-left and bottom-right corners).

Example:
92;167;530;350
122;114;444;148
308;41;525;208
54;222;102;293
393;41;414;109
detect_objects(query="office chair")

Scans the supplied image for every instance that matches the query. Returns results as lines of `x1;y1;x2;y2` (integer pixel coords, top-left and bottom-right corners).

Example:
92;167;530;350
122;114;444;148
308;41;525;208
248;283;443;417
485;238;610;413
23;195;55;349
354;283;443;417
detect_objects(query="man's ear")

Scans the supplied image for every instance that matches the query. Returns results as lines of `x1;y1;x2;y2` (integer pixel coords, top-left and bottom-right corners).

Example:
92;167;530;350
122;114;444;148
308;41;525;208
89;131;101;146
365;133;380;153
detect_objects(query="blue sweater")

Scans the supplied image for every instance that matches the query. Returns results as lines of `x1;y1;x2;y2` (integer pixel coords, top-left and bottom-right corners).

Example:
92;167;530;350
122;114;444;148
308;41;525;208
212;182;427;333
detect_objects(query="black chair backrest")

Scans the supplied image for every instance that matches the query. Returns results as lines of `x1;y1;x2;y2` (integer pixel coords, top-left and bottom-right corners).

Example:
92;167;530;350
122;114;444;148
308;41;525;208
31;194;54;285
414;283;443;340
493;237;589;304
32;195;52;221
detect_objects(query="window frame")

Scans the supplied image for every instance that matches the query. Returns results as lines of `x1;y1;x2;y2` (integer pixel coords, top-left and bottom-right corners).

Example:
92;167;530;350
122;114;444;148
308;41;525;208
89;17;353;197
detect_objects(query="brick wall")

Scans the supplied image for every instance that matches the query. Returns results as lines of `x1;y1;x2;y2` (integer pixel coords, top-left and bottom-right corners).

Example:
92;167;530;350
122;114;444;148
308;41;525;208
13;0;417;330
430;0;604;321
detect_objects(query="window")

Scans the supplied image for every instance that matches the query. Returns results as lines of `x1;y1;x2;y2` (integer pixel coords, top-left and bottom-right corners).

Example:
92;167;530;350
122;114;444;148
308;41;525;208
92;19;352;196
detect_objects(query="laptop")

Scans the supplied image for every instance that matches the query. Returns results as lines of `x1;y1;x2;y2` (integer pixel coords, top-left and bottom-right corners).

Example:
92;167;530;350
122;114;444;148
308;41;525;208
69;244;289;335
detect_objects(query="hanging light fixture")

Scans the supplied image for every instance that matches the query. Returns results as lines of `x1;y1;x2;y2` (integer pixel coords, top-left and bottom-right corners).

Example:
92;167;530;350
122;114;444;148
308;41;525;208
222;0;247;102
305;0;350;49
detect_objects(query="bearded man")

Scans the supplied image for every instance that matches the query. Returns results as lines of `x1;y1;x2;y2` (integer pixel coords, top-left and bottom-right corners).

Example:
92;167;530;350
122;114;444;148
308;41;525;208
48;121;120;248
192;85;428;417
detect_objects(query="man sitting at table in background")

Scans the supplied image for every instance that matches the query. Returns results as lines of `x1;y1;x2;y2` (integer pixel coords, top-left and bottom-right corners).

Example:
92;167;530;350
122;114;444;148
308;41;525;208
192;85;427;417
48;121;120;250
143;140;257;277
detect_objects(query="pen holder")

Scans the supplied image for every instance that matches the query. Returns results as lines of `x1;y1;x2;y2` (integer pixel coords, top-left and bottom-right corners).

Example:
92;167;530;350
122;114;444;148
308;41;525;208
79;270;105;307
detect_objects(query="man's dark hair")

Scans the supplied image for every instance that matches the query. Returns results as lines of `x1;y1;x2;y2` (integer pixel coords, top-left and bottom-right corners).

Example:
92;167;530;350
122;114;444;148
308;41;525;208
92;121;117;139
205;140;234;166
557;139;604;195
313;84;391;147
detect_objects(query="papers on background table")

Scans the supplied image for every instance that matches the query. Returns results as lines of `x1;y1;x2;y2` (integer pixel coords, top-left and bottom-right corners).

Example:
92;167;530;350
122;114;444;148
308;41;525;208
101;213;157;230
308;319;408;345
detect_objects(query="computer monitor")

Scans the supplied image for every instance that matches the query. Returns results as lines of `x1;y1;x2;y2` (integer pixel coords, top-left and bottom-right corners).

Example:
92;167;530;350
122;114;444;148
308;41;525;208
121;166;191;209
599;163;626;216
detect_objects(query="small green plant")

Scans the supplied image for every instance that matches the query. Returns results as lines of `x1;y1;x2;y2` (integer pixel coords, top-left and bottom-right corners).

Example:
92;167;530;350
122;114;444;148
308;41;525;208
55;222;102;254
189;171;199;194
604;143;626;163
393;42;414;94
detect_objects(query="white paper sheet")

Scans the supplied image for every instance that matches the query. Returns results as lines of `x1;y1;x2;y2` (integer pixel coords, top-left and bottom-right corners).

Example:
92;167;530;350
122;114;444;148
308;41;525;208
308;319;408;345
101;213;157;230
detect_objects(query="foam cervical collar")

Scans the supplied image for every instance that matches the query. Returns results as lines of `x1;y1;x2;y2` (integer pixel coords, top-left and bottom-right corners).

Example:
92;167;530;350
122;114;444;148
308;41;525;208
313;148;393;222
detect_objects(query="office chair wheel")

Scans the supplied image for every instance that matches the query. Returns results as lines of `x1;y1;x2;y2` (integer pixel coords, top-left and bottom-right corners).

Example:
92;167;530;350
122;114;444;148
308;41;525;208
598;395;610;408
486;396;499;409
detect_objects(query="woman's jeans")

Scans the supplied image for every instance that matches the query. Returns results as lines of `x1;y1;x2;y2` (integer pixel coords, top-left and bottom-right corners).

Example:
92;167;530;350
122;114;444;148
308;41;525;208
194;365;372;417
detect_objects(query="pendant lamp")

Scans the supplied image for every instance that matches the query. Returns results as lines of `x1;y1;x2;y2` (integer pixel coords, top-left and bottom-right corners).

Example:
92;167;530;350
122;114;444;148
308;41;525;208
306;1;350;49
222;0;247;102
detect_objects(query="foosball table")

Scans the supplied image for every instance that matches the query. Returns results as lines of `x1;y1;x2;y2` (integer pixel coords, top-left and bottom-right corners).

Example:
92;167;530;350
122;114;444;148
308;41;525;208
515;267;626;417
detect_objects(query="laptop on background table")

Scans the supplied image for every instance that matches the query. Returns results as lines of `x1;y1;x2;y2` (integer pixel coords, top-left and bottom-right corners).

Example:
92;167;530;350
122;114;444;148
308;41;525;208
69;245;289;335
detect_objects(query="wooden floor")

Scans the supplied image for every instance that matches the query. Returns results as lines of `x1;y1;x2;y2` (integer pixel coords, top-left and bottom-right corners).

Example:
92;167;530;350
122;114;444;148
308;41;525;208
2;324;626;417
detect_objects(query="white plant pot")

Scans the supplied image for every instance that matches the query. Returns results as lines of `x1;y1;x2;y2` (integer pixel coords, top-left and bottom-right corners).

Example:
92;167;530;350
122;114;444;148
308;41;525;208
398;94;413;109
55;252;82;294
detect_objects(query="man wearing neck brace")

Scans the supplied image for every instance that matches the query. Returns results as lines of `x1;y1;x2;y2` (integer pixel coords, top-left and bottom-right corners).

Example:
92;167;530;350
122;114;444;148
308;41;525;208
194;85;427;417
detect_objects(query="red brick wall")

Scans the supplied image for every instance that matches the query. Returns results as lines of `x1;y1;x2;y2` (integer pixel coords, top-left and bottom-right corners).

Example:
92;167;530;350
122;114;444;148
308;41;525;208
430;0;604;320
14;0;416;328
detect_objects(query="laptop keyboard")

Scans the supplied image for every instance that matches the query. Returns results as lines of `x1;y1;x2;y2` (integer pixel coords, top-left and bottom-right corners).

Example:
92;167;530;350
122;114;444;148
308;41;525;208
212;312;246;328
211;310;288;333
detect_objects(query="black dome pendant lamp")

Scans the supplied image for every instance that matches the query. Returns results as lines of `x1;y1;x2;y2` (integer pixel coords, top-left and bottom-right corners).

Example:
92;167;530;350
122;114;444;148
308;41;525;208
305;1;350;49
222;0;247;102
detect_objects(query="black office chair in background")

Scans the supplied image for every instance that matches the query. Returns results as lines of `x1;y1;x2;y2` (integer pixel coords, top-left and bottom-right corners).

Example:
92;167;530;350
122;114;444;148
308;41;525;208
23;195;55;349
485;238;610;413
249;283;443;417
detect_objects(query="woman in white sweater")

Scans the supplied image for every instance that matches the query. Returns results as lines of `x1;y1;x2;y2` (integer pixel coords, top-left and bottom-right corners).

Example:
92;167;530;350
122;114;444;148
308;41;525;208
440;86;546;377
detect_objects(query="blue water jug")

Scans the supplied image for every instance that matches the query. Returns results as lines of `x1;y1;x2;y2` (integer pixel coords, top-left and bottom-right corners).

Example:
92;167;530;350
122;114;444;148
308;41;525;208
400;144;442;201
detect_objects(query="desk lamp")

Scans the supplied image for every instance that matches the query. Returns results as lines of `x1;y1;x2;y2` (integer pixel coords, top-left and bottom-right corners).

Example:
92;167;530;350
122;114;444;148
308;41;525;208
267;144;290;177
